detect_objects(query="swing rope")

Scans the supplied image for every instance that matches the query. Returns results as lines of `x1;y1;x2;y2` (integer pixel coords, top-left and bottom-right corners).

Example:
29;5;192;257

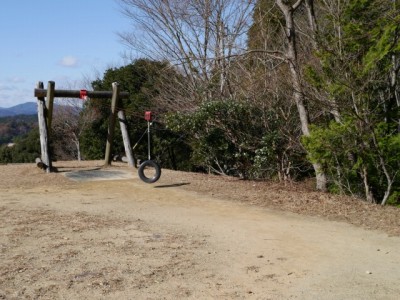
132;111;154;162
132;127;149;151
147;120;151;160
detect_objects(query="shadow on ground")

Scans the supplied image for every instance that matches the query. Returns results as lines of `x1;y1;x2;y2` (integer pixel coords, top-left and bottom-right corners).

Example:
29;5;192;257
64;169;135;182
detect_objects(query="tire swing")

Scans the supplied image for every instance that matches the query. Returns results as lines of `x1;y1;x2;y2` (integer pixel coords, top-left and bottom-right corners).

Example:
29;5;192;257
138;160;161;183
137;111;161;184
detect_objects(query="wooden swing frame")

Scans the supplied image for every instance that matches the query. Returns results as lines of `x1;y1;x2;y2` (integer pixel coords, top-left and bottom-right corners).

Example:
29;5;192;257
34;81;134;172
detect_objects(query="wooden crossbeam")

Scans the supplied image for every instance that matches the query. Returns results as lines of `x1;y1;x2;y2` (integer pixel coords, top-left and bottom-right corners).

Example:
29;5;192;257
34;88;129;99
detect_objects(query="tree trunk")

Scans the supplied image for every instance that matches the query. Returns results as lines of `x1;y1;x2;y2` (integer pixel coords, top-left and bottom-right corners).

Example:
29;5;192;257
361;167;376;203
76;140;81;162
304;0;318;49
276;0;327;191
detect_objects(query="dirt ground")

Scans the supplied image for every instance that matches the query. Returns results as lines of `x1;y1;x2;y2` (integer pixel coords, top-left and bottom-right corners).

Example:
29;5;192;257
1;161;400;299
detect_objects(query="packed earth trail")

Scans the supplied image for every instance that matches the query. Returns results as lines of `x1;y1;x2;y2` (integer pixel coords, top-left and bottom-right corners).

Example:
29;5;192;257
0;162;399;299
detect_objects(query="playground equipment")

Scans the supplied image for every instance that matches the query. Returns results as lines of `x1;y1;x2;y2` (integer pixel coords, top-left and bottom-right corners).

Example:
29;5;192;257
34;81;132;171
34;81;161;183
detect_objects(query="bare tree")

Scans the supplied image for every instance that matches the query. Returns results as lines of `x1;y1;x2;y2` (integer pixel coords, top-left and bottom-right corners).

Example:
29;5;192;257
269;0;327;190
117;0;255;109
51;97;97;161
117;0;328;189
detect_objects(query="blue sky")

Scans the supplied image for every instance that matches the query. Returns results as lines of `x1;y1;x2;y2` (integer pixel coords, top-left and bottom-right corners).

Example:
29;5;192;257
0;0;133;108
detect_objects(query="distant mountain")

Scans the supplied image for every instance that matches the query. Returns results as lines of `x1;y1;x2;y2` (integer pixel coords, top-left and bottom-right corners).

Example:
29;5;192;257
0;102;37;117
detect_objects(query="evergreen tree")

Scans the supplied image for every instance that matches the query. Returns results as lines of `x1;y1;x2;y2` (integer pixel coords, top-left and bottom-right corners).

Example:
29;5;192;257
80;59;192;170
0;128;41;163
303;0;400;204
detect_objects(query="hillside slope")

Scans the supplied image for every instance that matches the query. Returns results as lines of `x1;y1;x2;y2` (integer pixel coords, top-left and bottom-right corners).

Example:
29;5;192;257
0;115;37;144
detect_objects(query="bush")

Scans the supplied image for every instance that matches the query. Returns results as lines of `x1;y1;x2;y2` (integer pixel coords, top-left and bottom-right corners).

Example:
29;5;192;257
303;119;400;204
167;100;310;180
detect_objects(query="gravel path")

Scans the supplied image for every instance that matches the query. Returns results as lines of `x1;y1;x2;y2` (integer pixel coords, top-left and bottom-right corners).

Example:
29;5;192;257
0;161;399;299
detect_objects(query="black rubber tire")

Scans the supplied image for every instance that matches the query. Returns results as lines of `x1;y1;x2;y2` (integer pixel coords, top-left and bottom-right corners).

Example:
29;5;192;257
138;160;161;183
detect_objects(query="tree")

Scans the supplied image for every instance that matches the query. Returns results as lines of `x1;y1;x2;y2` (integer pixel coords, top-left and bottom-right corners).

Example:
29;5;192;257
118;0;256;108
0;115;37;145
166;99;310;179
51;98;96;161
0;128;41;163
303;0;400;204
246;0;328;190
80;59;192;169
80;60;160;159
276;0;328;191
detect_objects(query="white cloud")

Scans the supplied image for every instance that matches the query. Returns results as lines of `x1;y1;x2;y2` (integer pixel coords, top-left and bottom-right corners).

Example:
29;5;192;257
0;77;26;88
4;77;25;83
0;84;16;91
59;55;79;67
0;84;35;108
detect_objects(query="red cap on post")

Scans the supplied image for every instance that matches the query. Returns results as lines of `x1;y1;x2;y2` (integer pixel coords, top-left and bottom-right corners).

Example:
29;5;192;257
145;111;152;121
80;89;88;100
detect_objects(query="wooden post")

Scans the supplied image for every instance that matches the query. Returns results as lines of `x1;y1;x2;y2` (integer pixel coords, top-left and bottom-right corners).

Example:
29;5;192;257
46;81;55;136
36;81;52;172
104;82;119;166
118;110;135;167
